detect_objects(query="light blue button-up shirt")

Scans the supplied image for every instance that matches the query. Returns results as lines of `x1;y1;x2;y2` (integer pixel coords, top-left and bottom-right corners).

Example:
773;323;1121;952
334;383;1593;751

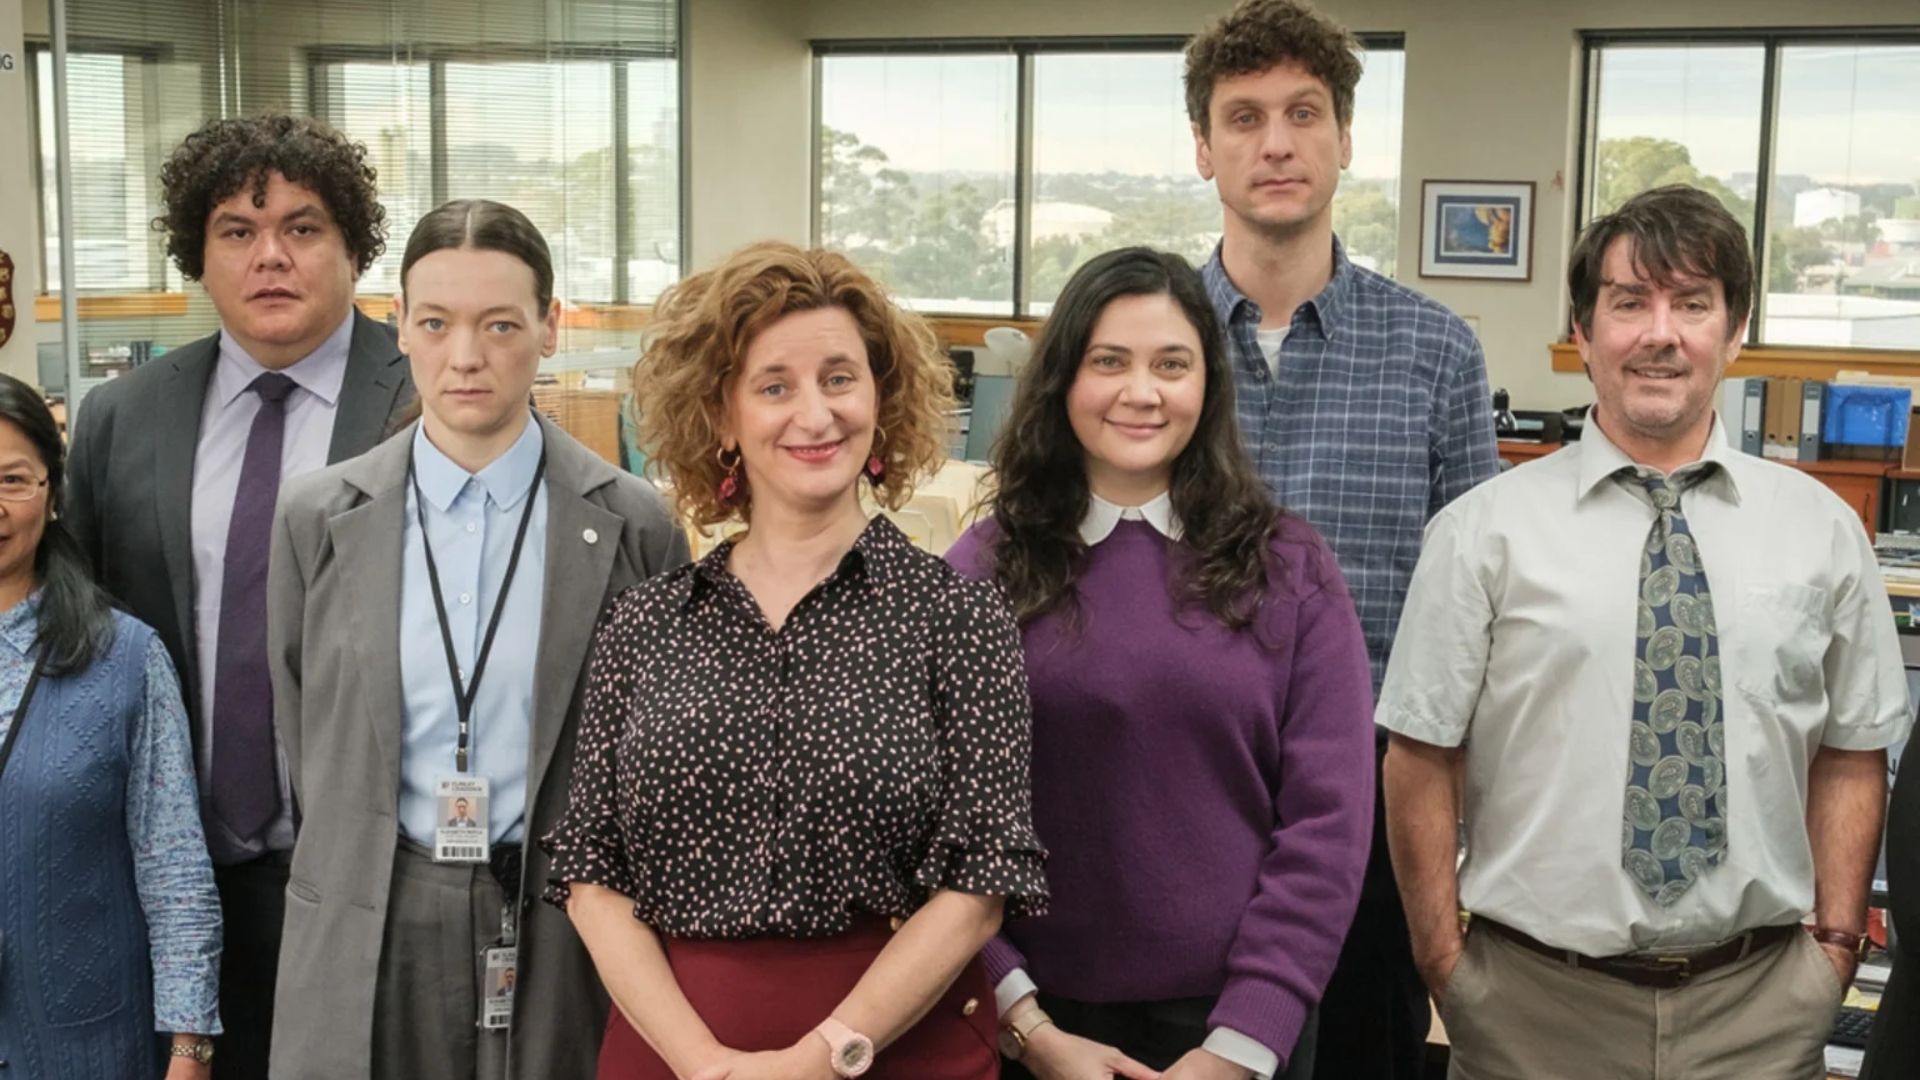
191;311;351;861
398;415;548;846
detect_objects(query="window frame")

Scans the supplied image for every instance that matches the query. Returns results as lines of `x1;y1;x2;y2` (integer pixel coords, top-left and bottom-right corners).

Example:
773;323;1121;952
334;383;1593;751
1576;26;1920;350
307;44;681;307
811;33;1405;318
24;38;174;295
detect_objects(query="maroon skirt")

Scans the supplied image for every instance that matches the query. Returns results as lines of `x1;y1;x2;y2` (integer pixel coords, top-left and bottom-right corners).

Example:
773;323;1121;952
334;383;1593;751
597;918;999;1080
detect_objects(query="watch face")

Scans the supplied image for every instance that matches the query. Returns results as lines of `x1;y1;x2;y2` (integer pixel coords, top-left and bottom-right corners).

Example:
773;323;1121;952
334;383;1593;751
835;1035;874;1077
997;1029;1023;1059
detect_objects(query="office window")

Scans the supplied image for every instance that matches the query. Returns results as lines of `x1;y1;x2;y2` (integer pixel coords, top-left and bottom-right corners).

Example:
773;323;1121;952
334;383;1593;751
1766;44;1920;349
1582;34;1920;350
817;53;1019;315
30;47;169;293
1024;52;1217;311
817;39;1405;317
33;0;680;410
314;54;679;306
1584;45;1765;235
311;60;433;296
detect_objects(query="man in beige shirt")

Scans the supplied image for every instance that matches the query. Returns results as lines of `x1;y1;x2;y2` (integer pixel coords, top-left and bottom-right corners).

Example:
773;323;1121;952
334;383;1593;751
1378;184;1910;1080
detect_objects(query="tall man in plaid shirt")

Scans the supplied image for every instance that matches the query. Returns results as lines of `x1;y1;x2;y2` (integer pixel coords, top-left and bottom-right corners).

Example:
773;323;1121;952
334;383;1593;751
1186;3;1500;1077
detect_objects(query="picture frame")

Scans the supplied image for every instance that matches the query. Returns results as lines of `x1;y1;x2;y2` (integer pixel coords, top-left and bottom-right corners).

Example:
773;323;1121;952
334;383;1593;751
1419;180;1535;281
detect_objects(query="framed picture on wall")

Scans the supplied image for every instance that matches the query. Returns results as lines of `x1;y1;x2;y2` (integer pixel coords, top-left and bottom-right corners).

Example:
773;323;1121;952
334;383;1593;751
1419;180;1535;281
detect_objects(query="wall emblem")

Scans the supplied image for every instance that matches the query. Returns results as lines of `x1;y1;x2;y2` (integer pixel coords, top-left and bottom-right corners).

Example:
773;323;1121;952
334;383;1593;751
0;251;15;351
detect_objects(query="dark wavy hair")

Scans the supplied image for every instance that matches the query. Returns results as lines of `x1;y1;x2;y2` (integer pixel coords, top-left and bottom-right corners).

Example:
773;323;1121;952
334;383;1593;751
155;114;386;281
988;247;1281;631
1184;0;1363;134
1569;184;1754;343
0;376;114;674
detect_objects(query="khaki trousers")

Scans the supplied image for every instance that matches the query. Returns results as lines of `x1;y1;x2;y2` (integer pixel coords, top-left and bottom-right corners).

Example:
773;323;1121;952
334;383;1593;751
1442;923;1844;1080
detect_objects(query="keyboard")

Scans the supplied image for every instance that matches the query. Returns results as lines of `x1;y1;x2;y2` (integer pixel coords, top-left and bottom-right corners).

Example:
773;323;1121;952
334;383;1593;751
1831;1005;1876;1049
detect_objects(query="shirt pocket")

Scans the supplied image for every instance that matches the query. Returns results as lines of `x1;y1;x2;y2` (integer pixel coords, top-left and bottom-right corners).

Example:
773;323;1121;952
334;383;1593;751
1729;583;1831;706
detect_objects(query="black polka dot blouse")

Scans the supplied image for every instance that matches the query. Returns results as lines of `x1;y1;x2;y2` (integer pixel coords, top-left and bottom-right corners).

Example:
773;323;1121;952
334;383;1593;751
542;515;1049;938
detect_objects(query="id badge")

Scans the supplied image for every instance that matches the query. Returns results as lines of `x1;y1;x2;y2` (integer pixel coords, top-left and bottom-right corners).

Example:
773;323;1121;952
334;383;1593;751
434;775;491;864
481;944;517;1030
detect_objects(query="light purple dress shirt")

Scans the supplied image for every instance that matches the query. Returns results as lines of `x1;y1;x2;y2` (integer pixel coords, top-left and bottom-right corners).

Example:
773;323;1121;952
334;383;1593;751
190;312;352;861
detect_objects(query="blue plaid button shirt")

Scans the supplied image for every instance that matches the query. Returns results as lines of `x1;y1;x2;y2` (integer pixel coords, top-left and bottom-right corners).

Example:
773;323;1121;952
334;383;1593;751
1204;239;1500;695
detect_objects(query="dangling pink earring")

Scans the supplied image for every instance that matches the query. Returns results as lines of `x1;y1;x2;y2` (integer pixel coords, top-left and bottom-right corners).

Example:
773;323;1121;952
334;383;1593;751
716;446;745;508
865;428;887;486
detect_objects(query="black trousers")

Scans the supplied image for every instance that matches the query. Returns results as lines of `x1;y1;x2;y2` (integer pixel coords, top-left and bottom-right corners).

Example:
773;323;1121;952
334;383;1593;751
1310;742;1429;1080
212;854;290;1080
1003;993;1317;1079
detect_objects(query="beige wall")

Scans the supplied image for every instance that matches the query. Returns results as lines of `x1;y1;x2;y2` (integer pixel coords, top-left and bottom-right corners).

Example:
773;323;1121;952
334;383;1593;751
684;0;812;267
0;0;39;383
687;0;1920;410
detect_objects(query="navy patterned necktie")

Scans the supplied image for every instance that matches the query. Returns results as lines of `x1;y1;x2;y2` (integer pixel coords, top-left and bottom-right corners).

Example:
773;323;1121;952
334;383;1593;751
210;372;298;840
1621;467;1728;905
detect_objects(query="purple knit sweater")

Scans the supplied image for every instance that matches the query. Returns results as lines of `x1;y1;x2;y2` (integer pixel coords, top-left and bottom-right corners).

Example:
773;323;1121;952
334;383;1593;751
946;513;1375;1061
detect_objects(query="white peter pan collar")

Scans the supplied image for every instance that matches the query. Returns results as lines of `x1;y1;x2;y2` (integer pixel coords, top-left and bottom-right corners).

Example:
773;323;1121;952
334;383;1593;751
1079;490;1185;546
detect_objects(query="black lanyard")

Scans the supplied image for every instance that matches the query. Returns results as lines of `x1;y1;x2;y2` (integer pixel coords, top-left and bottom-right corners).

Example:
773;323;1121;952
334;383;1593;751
409;448;547;773
0;651;51;783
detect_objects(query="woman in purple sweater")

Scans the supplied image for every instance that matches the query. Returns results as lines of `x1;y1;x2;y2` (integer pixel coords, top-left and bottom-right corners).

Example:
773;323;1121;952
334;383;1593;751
947;248;1376;1080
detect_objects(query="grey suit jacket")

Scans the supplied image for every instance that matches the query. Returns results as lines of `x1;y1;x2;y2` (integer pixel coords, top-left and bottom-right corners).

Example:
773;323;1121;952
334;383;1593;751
1863;753;1917;1078
265;413;689;1080
64;308;413;748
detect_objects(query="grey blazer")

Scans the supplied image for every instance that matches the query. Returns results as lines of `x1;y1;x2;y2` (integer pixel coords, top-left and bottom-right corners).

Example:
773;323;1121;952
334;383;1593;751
265;413;689;1080
65;309;412;746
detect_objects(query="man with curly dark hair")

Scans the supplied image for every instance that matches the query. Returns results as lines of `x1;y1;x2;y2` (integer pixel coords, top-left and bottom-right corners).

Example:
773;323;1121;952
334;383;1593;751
65;113;415;1080
1164;3;1502;1080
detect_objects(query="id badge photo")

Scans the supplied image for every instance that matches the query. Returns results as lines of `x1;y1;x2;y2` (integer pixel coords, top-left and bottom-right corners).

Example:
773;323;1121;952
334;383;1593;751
435;775;491;863
481;944;517;1030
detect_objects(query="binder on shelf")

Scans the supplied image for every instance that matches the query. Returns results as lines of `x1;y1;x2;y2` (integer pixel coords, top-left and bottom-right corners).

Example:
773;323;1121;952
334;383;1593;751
1741;377;1767;457
1766;378;1797;457
1799;381;1827;462
1719;378;1747;449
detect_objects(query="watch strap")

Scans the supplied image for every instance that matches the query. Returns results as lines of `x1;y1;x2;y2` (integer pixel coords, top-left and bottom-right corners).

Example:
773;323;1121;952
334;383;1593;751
169;1038;215;1063
1004;1008;1053;1049
814;1017;873;1077
1809;926;1869;961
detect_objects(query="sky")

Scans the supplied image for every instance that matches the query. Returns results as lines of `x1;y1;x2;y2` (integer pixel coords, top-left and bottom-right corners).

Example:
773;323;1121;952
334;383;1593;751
819;48;1406;184
820;42;1918;192
1594;44;1920;186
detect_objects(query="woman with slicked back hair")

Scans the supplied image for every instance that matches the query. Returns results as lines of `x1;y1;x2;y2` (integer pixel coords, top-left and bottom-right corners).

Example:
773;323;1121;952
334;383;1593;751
264;200;689;1080
948;248;1376;1080
0;373;222;1079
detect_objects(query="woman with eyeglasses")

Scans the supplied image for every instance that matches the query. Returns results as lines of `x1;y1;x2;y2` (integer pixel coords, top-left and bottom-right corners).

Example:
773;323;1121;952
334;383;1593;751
0;373;222;1078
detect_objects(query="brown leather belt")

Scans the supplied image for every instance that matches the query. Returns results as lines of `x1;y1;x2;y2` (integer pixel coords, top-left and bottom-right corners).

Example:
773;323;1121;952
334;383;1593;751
1475;918;1799;990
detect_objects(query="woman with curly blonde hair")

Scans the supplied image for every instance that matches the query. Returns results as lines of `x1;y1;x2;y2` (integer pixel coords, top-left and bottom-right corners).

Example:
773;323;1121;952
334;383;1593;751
543;242;1048;1080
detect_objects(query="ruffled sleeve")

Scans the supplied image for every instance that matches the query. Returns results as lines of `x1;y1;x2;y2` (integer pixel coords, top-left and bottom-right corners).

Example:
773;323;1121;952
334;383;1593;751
914;574;1049;917
541;587;648;907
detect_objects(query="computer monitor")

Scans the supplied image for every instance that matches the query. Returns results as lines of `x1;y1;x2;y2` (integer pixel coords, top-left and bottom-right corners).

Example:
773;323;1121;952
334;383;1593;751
964;374;1015;463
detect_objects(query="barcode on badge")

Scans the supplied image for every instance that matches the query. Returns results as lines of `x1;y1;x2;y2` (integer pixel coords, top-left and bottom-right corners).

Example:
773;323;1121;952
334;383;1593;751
441;845;485;860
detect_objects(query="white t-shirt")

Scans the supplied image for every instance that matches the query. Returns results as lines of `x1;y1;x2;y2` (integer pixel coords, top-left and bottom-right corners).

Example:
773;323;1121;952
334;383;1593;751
1255;325;1291;378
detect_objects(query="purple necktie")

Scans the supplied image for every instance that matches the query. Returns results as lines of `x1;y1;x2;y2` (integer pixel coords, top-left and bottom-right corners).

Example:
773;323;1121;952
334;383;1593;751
210;371;298;841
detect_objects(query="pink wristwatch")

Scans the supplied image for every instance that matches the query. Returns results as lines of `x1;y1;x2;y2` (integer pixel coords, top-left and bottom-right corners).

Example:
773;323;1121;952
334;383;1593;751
814;1017;874;1077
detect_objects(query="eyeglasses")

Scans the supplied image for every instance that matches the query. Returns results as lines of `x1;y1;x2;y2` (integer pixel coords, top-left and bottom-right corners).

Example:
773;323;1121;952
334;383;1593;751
0;474;49;503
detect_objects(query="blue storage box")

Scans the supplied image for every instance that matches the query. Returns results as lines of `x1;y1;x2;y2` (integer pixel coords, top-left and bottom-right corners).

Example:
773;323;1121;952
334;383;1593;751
1823;384;1912;447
